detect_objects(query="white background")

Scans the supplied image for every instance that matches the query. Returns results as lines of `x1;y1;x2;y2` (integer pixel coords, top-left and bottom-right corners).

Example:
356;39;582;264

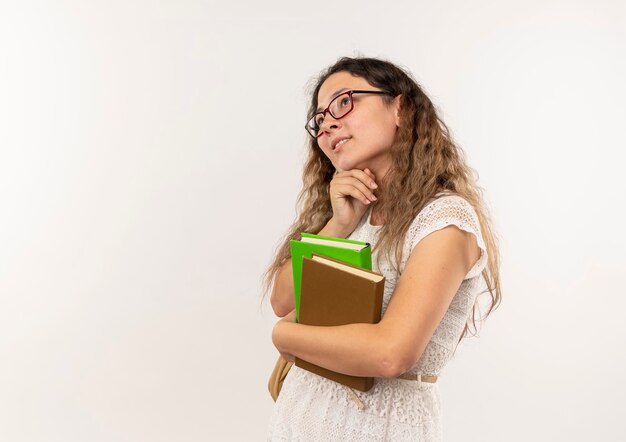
1;0;625;440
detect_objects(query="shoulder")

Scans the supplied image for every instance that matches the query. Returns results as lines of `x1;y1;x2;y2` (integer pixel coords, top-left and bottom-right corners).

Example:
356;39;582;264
411;192;480;232
406;192;485;256
403;192;487;278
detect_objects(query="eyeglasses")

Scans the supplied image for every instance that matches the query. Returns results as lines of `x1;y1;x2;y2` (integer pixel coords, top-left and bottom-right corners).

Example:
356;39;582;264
305;89;393;138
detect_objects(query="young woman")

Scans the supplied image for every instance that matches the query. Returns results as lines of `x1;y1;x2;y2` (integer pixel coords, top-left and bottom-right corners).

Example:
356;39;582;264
262;56;502;441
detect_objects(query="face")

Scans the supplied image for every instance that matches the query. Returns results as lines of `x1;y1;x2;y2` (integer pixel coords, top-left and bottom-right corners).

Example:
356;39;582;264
315;71;400;176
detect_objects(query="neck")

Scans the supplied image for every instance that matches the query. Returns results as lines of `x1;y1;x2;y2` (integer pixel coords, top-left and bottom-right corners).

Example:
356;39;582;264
369;202;382;226
366;154;392;185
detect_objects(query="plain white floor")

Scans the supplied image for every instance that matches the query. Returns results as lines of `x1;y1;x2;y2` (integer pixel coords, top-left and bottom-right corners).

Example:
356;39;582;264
1;1;625;440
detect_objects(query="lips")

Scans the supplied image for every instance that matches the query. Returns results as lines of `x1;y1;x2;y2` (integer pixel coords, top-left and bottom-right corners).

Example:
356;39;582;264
332;137;351;151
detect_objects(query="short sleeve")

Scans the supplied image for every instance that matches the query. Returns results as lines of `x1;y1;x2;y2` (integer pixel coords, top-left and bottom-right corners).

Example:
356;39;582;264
406;195;488;280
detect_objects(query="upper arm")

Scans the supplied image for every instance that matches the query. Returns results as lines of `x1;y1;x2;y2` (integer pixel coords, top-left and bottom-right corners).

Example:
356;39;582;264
270;259;295;317
377;224;481;376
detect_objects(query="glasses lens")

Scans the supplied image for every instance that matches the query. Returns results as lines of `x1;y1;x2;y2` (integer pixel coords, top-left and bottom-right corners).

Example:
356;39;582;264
330;92;353;119
305;92;354;138
307;116;320;137
314;113;325;128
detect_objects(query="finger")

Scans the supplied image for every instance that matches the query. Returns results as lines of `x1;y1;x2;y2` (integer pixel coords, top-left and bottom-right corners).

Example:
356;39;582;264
345;169;378;191
333;177;378;204
343;174;378;201
330;180;373;206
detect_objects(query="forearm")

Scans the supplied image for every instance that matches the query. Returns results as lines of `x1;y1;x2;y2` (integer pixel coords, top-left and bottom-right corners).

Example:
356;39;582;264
270;219;353;317
273;321;401;378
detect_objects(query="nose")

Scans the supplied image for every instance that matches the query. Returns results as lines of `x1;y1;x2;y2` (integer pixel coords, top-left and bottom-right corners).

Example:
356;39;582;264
318;112;342;136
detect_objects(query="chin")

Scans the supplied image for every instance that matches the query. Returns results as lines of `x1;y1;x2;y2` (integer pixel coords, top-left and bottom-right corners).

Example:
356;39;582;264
334;157;362;172
335;161;356;172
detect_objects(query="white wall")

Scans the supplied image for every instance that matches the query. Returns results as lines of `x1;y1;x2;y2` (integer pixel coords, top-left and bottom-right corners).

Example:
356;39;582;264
1;1;624;440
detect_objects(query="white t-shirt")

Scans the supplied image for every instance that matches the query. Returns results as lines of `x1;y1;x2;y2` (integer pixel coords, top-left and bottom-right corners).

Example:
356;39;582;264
268;193;489;442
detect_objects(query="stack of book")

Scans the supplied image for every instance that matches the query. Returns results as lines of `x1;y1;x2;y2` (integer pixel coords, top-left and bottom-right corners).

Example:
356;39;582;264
289;233;385;392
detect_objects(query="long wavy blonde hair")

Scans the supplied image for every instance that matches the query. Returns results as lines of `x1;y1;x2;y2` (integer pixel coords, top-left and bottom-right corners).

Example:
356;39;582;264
261;56;502;343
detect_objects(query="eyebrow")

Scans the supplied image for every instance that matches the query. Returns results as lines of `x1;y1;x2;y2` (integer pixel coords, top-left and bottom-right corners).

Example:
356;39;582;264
316;88;350;113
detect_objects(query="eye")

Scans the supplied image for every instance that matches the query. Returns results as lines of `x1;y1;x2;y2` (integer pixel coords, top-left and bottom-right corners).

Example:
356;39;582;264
315;114;324;126
340;96;351;108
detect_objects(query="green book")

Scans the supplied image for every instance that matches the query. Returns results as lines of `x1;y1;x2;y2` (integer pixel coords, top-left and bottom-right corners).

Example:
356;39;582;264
290;232;372;322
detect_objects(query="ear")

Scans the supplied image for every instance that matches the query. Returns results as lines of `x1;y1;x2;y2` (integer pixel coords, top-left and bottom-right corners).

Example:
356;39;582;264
393;94;402;127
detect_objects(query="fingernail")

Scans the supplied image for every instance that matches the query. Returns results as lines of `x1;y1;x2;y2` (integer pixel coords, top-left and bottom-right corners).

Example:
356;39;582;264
371;182;378;189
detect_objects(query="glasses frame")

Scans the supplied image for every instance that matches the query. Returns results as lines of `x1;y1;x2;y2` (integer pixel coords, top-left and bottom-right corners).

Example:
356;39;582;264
305;89;393;138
